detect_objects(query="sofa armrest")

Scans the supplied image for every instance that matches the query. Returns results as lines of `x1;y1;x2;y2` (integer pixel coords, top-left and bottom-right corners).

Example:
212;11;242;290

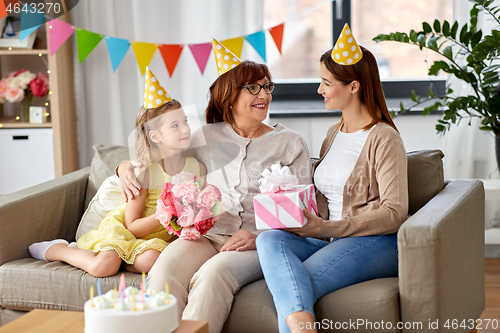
0;167;90;266
398;180;485;331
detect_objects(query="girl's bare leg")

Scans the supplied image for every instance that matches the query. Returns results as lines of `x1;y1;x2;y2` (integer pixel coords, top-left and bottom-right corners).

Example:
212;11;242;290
124;250;160;274
45;244;122;277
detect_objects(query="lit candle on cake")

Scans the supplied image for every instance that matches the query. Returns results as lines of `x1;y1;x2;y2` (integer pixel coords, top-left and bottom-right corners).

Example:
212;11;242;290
113;287;117;308
97;279;102;296
90;286;94;307
142;272;146;293
132;289;137;311
165;283;170;304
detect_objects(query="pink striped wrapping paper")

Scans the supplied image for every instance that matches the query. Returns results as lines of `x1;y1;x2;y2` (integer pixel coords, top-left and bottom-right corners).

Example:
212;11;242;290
253;184;318;230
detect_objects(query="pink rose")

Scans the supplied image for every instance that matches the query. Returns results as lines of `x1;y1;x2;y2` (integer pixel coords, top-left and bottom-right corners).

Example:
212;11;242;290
12;69;26;77
172;182;199;205
194;208;218;235
177;205;195;227
38;72;49;86
171;171;196;185
155;199;175;226
0;79;8;98
30;78;48;97
5;86;24;103
196;186;219;210
179;226;201;241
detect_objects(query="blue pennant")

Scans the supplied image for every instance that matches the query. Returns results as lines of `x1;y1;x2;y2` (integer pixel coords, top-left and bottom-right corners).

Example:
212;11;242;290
245;31;266;63
105;36;131;72
20;10;45;41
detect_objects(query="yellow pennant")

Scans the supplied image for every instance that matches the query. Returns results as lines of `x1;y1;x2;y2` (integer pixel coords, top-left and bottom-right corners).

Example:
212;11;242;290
132;41;159;75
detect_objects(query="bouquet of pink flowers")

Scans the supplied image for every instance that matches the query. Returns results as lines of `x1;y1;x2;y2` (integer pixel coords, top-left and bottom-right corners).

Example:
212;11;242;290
156;171;222;240
0;69;49;103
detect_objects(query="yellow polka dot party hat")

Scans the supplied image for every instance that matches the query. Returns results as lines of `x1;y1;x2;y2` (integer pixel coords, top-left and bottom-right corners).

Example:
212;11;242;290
331;23;363;65
144;66;172;108
212;38;242;76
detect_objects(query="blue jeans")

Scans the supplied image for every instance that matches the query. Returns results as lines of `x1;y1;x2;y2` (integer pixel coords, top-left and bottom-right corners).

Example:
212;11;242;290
256;230;398;333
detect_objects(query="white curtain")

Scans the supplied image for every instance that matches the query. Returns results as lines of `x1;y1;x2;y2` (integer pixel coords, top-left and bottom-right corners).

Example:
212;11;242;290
443;0;499;180
71;0;264;167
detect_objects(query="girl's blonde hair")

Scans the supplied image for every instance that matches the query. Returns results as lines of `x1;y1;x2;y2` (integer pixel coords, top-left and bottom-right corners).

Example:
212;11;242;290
134;99;182;165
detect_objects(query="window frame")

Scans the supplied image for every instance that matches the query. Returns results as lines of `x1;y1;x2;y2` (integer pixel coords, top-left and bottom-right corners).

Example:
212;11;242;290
269;0;446;118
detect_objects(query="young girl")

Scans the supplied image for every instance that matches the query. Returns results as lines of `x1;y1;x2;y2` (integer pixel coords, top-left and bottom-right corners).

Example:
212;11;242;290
29;70;206;278
256;25;408;333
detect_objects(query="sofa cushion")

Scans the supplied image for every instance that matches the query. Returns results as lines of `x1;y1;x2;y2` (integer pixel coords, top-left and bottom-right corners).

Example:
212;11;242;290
0;259;141;312
84;144;130;209
223;277;400;333
407;150;445;215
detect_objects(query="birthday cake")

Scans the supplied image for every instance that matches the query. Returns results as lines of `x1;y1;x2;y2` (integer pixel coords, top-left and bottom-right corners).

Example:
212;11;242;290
84;286;178;333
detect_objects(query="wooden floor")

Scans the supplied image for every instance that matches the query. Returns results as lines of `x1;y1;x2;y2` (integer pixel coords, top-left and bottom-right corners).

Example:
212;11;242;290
479;259;500;333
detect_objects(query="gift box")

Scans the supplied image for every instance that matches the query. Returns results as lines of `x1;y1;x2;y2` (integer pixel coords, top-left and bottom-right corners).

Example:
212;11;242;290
253;184;318;230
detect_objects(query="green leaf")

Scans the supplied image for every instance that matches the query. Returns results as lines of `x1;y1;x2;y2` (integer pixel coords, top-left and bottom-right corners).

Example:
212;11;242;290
423;22;432;33
417;34;426;46
372;34;389;42
428;37;438;51
450;21;459;39
400;101;405;112
479;126;493;131
409;29;418;43
428;83;435;98
447;88;454;94
436;124;446;132
195;178;205;189
443;45;453;60
211;200;221;216
428;60;450;75
410;90;417;102
471;30;483;48
442;20;450;36
459;23;469;44
170;218;181;231
433;19;441;33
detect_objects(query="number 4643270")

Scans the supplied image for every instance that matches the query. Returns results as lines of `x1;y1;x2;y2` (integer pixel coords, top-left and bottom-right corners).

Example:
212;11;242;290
6;2;62;14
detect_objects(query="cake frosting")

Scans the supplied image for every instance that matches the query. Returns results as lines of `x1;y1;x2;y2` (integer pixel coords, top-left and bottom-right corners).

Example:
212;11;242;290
84;286;178;333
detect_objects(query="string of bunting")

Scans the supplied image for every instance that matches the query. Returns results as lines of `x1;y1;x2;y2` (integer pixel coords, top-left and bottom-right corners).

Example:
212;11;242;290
15;0;333;76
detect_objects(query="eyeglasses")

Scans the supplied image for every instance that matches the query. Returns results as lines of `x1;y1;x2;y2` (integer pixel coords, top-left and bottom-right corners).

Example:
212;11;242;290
240;82;276;95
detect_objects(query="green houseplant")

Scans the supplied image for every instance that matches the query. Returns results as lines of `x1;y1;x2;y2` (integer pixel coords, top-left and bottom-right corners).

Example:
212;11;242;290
373;0;500;136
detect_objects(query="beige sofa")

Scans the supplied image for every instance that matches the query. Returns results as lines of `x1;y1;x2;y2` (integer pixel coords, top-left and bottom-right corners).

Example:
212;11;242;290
0;145;485;332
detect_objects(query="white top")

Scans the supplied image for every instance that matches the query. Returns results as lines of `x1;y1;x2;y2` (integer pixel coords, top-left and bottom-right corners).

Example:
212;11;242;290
314;125;375;220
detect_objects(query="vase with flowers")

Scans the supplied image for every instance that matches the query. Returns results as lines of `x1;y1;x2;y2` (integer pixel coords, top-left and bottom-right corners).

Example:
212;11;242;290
0;69;49;122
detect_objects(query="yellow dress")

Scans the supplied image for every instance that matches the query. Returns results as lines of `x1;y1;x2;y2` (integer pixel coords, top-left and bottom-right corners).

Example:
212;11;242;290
77;157;201;264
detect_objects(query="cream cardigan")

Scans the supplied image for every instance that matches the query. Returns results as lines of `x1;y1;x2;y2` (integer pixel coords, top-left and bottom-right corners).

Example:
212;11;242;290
315;122;409;238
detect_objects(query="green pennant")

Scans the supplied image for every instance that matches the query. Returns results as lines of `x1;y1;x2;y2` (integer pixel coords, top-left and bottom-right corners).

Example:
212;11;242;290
76;28;104;63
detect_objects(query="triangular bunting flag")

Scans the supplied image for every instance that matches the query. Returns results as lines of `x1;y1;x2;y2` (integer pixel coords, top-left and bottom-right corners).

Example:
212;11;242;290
159;44;184;77
188;43;212;75
48;19;76;56
105;36;130;72
0;1;7;20
221;37;244;59
76;28;104;63
269;23;284;54
131;41;158;75
245;31;266;62
20;10;45;41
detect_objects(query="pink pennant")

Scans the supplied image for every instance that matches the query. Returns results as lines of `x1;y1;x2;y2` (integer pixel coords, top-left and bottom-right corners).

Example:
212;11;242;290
188;42;212;75
48;19;76;56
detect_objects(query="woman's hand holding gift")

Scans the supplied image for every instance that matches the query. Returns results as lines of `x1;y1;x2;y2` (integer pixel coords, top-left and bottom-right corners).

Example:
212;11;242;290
220;230;257;252
288;209;323;238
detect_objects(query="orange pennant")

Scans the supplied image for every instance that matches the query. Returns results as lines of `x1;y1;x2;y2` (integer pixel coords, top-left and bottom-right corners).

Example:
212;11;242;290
269;23;284;54
159;44;184;77
0;1;8;20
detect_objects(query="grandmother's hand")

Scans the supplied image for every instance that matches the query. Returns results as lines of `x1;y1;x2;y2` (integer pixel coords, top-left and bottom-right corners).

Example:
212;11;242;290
117;160;142;202
220;230;257;252
287;209;322;238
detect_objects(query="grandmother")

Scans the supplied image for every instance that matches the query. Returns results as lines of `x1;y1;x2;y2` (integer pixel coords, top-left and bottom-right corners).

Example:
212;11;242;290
117;58;312;332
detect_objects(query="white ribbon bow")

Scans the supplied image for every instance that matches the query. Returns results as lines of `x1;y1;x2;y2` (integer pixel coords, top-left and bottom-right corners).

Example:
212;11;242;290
259;163;299;193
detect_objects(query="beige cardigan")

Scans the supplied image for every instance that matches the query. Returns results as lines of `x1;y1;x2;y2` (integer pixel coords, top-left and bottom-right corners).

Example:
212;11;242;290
315;122;408;238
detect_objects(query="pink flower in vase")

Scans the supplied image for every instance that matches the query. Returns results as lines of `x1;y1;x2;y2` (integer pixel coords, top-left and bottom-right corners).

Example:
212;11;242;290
0;79;8;98
5;86;24;103
180;226;201;241
30;78;48;97
38;72;49;86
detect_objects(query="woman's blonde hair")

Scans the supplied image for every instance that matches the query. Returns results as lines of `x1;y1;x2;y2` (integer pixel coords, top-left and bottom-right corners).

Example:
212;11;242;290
134;99;182;165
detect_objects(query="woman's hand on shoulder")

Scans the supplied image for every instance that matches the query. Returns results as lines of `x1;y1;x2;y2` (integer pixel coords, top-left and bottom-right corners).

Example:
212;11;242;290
287;209;322;238
220;230;257;252
117;160;142;202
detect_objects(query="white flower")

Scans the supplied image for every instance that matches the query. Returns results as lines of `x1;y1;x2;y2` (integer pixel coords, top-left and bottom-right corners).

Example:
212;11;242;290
14;71;36;90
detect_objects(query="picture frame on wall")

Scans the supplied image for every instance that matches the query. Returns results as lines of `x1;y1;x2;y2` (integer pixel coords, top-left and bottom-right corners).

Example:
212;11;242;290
0;16;37;49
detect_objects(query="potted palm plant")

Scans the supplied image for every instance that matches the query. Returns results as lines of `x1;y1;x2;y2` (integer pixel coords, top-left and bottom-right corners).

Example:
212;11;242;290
373;0;500;167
